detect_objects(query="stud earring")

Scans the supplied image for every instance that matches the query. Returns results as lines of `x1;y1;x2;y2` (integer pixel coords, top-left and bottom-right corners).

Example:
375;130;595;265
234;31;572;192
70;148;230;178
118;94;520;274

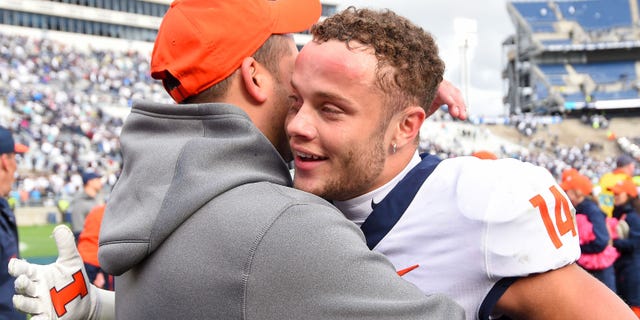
392;143;397;154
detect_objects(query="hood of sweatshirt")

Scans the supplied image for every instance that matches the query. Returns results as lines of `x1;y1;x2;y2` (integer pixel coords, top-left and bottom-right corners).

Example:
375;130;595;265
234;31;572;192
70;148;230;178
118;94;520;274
98;101;291;276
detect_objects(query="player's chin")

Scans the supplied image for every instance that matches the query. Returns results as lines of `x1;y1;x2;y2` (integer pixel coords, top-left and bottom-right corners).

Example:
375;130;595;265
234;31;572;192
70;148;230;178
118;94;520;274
293;176;323;196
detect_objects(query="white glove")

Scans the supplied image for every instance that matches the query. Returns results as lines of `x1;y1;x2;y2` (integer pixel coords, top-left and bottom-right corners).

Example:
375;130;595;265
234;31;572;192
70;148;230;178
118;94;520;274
8;225;115;320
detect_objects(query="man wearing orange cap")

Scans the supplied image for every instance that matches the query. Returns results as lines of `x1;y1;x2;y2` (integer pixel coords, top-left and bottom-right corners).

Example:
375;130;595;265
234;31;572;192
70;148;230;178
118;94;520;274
0;126;28;319
8;1;465;319
560;171;617;292
609;178;640;316
598;154;637;217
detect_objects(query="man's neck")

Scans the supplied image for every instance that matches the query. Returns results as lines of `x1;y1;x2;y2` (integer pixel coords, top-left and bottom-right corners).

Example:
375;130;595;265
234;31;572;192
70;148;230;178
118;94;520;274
368;148;418;194
334;152;422;226
85;187;97;198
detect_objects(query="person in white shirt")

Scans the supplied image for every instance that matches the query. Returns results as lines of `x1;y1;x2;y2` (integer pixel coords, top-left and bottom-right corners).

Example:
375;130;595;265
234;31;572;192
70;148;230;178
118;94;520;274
284;7;634;320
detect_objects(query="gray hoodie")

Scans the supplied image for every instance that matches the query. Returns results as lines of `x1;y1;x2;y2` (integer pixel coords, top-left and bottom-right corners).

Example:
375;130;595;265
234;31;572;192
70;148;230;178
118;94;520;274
99;101;463;319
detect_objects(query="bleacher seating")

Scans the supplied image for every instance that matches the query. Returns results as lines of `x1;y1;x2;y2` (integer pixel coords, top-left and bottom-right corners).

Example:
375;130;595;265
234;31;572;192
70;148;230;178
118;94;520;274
535;80;549;99
531;22;557;33
541;39;573;47
592;89;639;100
572;60;637;84
507;0;640;114
538;63;567;86
563;91;586;103
556;0;633;31
512;2;558;32
512;2;556;22
536;60;638;104
513;0;637;33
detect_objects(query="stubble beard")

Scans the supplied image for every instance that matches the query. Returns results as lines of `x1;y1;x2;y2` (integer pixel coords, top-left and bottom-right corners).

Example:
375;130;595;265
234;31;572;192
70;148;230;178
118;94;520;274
317;129;387;201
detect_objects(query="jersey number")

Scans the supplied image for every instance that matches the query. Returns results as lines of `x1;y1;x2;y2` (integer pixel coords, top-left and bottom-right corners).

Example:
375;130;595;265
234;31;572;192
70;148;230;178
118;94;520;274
529;185;576;249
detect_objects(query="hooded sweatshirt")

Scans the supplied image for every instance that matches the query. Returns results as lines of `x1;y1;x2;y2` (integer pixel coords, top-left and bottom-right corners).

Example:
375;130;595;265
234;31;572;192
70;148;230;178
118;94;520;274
98;101;463;320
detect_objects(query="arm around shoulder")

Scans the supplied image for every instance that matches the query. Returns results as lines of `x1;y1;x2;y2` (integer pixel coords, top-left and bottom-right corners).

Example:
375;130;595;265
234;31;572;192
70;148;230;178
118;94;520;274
496;263;635;319
245;203;464;320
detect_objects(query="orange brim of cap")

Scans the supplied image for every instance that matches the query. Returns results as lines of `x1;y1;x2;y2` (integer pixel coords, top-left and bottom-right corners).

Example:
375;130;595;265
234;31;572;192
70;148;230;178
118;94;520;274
609;180;638;198
471;151;497;160
268;0;322;34
14;143;29;154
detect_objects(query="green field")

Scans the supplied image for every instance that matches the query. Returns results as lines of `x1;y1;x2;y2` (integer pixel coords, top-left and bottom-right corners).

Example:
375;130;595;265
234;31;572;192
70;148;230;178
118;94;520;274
18;224;64;264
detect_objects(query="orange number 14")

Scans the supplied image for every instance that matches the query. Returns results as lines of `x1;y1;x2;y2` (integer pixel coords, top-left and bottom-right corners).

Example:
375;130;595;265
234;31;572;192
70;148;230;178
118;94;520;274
529;185;576;249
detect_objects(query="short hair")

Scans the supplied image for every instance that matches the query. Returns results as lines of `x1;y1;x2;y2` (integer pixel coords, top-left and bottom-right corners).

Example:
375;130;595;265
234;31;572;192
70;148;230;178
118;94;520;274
616;154;634;168
311;7;444;114
184;34;293;104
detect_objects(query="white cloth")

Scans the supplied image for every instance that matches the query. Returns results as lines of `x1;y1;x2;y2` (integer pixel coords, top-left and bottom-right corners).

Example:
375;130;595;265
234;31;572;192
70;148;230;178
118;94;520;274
338;152;580;320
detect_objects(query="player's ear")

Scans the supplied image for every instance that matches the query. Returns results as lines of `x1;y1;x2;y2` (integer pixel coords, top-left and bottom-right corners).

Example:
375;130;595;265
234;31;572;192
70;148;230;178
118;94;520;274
240;57;268;103
394;106;425;149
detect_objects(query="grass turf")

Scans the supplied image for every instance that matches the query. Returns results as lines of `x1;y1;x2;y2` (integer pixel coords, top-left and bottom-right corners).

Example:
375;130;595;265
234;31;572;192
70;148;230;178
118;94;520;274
18;224;64;263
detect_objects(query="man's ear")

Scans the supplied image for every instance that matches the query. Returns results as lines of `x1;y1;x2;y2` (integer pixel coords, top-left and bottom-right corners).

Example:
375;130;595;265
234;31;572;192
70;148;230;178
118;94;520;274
394;106;426;148
0;154;9;172
240;57;268;103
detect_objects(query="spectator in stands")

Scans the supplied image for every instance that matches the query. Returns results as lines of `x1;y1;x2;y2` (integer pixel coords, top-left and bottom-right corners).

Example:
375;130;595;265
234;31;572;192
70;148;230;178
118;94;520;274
598;154;636;217
610;178;640;317
561;169;618;292
634;175;640;214
616;154;637;178
76;204;112;290
69;171;103;239
0;126;28;319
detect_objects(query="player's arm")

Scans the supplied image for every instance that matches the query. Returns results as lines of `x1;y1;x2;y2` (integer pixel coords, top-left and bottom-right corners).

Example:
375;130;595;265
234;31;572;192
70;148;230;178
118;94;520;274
9;225;114;320
456;159;630;319
495;263;635;319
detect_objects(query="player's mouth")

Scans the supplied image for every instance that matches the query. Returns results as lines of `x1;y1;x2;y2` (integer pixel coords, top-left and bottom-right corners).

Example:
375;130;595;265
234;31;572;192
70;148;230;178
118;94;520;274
293;150;328;171
296;151;327;162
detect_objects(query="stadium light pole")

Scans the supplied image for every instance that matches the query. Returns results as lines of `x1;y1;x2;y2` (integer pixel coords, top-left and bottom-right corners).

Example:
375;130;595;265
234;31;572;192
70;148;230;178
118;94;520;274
454;18;477;115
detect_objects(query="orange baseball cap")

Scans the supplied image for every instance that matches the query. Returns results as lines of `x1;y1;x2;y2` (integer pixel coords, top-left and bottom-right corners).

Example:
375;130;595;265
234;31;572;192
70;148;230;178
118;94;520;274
560;173;593;196
0;127;29;154
561;167;579;182
609;179;638;198
151;0;321;103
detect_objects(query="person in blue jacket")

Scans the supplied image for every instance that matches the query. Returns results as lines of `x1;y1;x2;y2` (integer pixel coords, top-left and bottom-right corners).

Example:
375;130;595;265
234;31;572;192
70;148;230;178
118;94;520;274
610;178;640;317
0;126;28;319
561;170;617;292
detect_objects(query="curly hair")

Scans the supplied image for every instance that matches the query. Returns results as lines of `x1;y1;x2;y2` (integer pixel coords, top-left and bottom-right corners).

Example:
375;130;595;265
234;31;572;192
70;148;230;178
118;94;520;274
311;7;444;114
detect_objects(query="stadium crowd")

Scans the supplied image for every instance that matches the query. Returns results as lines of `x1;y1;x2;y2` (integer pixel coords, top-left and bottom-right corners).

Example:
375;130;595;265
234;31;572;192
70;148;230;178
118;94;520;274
0;31;639;209
423;112;639;183
0;31;170;207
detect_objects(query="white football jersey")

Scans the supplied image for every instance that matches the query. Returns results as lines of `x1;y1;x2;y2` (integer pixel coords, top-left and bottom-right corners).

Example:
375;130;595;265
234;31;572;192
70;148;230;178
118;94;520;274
336;153;580;320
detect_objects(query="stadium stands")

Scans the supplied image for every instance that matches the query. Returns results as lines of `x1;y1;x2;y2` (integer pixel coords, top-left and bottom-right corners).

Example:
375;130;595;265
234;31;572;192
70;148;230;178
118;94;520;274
538;63;568;85
505;0;640;114
511;1;558;33
593;89;640;100
0;1;637;211
0;30;166;206
572;60;637;84
556;0;633;31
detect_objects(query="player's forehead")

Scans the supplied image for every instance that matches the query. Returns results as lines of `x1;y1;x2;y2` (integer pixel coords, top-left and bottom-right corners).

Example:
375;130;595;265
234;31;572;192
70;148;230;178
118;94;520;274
293;40;378;94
